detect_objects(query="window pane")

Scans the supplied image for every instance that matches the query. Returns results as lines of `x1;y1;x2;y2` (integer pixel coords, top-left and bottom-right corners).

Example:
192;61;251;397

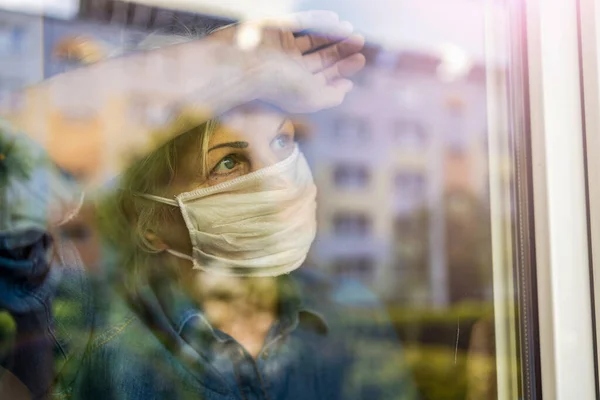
333;164;370;189
0;1;534;400
394;119;426;149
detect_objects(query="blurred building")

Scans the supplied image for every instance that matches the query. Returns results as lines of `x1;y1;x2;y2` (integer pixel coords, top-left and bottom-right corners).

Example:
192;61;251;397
0;8;509;307
0;10;43;115
302;47;497;306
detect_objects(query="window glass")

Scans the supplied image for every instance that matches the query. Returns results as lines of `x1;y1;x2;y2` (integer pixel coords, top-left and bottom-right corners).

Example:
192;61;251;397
332;212;372;237
333;256;376;284
394;119;426;149
0;24;23;55
0;1;534;400
333;164;370;189
333;116;369;143
394;171;427;208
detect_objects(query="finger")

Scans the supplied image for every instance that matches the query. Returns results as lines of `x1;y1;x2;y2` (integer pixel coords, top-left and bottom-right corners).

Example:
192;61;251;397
309;79;353;110
336;34;365;59
261;27;297;51
318;54;365;84
329;78;354;93
336;53;366;78
312;66;354;91
302;35;365;73
295;25;352;54
236;11;352;51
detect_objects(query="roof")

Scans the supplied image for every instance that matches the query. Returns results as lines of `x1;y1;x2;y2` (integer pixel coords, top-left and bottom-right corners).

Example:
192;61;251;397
77;0;234;33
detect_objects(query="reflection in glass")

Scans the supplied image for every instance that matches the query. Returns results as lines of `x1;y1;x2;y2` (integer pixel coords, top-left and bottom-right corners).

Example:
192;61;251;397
0;1;528;399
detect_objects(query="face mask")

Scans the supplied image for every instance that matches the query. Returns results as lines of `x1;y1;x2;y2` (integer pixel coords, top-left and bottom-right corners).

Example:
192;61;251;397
138;146;317;277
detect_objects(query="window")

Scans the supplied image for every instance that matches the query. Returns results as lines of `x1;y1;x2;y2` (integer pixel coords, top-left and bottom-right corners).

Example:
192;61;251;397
333;116;369;143
332;212;371;237
333;164;370;188
333;256;375;283
446;108;467;153
394;213;429;270
0;2;544;399
0;25;24;55
395;215;425;238
394;171;426;200
394;120;426;149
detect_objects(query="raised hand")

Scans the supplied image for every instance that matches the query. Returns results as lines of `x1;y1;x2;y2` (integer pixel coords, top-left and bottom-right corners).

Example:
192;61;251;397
206;11;366;113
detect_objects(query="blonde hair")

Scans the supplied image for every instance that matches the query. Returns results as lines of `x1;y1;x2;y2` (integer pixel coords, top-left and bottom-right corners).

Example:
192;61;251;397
96;29;226;284
96;118;218;285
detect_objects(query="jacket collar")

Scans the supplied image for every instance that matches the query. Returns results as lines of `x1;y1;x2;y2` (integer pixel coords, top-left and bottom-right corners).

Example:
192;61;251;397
138;269;329;358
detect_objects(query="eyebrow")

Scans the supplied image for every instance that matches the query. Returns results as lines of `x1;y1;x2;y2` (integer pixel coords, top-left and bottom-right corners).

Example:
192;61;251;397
207;119;291;152
276;119;288;132
208;141;249;152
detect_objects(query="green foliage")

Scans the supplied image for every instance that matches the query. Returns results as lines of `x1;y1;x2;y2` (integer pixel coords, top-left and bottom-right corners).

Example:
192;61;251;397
0;311;16;357
342;338;494;400
345;303;498;399
0;124;33;189
405;345;470;400
387;302;493;325
346;302;494;347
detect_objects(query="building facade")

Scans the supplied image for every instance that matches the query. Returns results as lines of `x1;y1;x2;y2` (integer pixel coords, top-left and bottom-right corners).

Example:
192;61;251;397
0;9;507;307
302;50;495;305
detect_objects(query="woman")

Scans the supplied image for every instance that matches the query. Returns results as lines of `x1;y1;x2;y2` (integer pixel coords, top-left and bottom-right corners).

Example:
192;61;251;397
0;12;416;400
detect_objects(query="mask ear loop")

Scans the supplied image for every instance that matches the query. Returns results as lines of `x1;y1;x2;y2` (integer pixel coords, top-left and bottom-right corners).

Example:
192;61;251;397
132;192;180;253
134;193;179;206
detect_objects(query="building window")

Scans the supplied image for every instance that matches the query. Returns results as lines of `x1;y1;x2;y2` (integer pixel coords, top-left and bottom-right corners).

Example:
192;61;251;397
446;108;467;153
11;26;24;53
0;25;25;55
394;120;426;149
394;214;428;278
333;256;375;283
333;116;369;143
395;215;420;237
333;164;370;189
332;213;371;237
394;172;426;198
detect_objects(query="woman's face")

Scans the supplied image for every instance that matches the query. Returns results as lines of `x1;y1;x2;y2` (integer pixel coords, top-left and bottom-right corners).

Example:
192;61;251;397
153;105;297;255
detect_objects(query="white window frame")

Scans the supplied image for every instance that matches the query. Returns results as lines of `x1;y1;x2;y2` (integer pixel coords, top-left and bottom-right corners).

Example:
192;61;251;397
578;0;600;397
526;0;597;398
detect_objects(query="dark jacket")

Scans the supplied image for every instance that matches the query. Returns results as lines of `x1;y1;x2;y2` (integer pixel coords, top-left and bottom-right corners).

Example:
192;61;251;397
0;228;418;400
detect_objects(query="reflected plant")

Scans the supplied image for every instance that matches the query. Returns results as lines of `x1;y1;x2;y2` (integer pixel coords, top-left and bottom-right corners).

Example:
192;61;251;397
0;311;16;363
0;125;33;186
0;124;33;228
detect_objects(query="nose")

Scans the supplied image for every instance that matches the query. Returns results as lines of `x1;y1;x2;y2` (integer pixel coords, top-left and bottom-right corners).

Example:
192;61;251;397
248;145;284;172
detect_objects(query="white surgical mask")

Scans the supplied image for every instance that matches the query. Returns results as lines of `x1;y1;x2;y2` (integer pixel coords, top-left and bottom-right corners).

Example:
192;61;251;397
138;146;317;277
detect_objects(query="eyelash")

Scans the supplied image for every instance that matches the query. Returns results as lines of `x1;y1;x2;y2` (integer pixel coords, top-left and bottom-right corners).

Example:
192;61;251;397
209;154;243;177
273;133;292;148
207;133;294;178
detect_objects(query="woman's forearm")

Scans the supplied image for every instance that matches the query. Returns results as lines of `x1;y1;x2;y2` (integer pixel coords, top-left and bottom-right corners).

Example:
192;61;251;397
0;39;256;188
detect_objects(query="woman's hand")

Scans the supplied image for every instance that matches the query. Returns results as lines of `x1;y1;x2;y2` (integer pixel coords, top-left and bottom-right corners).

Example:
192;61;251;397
192;11;366;113
108;11;364;123
0;11;365;189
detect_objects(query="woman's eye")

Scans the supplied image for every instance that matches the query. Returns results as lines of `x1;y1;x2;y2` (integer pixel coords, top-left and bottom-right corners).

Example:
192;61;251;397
272;134;293;150
212;156;238;173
